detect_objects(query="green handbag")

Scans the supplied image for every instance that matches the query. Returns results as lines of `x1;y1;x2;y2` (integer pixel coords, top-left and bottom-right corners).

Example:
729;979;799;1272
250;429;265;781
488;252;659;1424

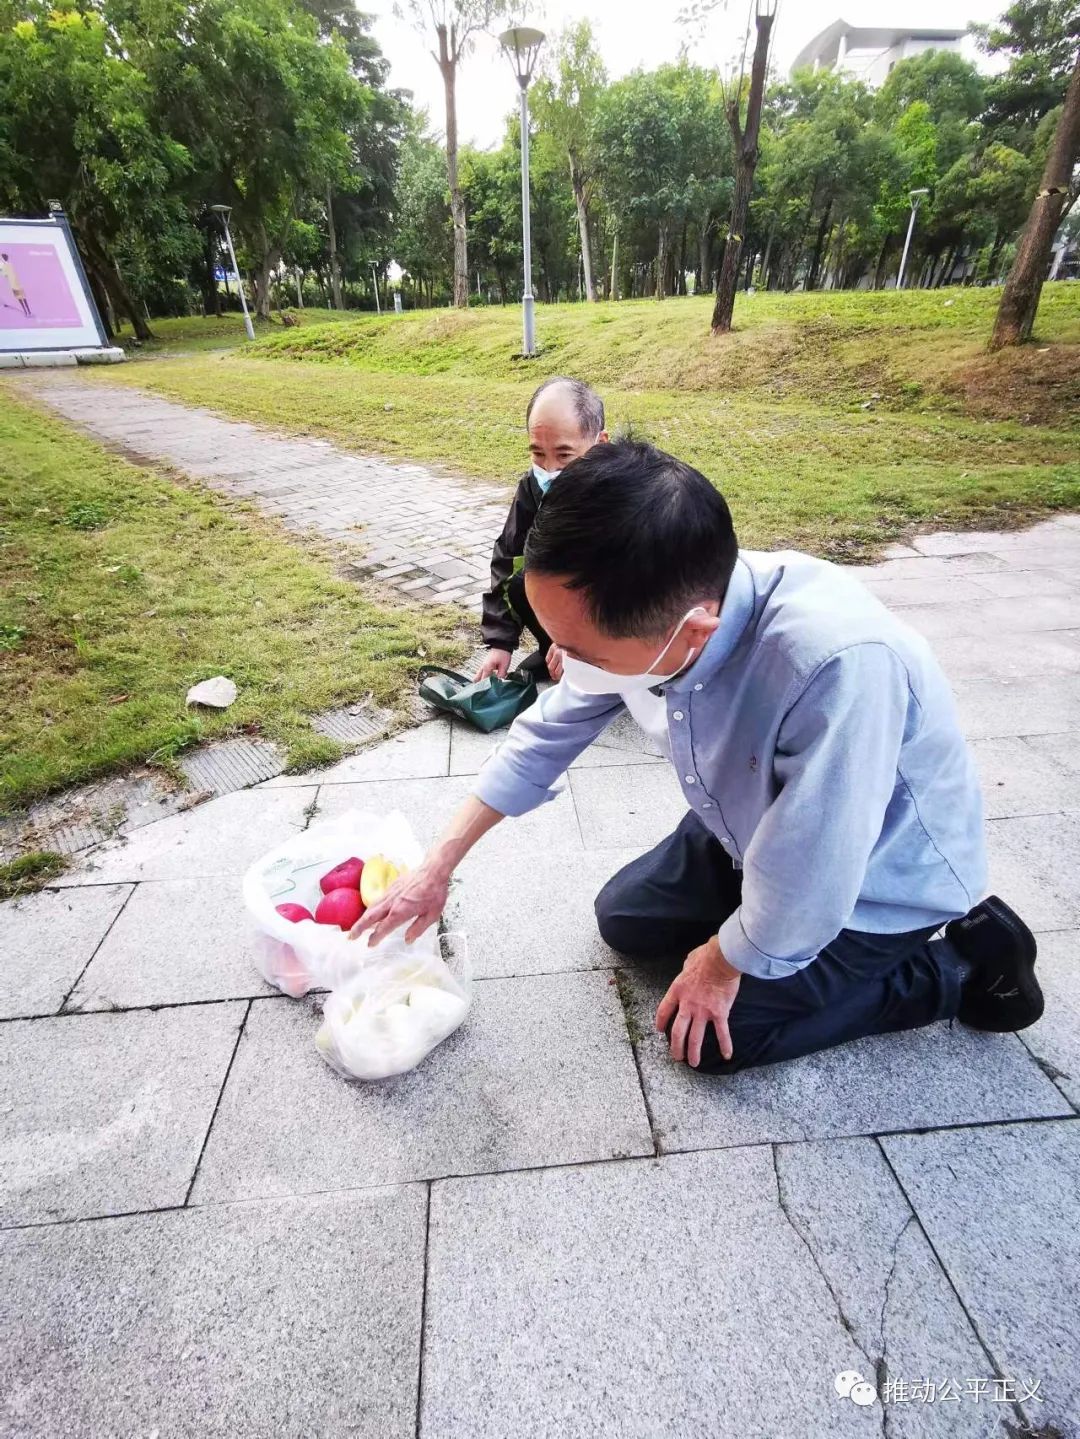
416;665;539;733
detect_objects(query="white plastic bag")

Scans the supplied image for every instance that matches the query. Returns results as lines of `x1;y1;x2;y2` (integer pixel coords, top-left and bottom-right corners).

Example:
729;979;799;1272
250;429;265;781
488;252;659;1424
315;932;471;1081
243;809;472;1079
242;808;433;997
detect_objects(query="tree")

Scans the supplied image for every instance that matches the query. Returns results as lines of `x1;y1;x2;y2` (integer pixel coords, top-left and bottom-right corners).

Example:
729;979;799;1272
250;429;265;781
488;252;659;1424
593;63;726;300
397;1;516;307
991;45;1080;347
393;129;453;304
531;20;606;301
0;0;195;339
712;4;774;332
973;0;1080;135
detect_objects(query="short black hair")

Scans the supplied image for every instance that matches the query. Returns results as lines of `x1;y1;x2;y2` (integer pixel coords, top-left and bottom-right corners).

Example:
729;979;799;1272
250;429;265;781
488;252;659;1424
524;438;738;638
526;376;605;438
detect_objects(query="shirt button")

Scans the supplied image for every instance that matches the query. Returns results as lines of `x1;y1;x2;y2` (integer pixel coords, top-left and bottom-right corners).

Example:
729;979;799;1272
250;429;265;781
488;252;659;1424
672;710;684;721
702;801;714;809
693;683;703;691
685;775;696;785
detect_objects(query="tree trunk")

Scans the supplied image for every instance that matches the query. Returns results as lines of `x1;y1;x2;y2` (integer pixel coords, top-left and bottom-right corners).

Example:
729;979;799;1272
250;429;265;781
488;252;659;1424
254;223;279;321
610;230;619;300
82;229;151;339
936;240;960;287
656;221;669;299
570;158;596;302
698;222;711;296
437;24;468;309
677;220;688;295
990;47;1080;348
758;221;775;289
712;8;775;333
873;235;891;289
203;225;221;317
806;197;833;291
326;183;343;310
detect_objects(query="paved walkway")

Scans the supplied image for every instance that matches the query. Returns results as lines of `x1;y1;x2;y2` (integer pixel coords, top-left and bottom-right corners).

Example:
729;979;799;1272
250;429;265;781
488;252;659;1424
3;377;1080;1436
23;371;514;611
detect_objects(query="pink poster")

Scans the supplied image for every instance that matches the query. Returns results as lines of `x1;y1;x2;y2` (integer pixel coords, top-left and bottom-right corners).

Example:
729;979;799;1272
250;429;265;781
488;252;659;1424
0;242;82;330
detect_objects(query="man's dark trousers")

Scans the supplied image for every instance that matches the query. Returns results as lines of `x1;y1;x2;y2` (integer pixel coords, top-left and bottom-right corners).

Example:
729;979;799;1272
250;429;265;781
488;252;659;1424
595;811;965;1074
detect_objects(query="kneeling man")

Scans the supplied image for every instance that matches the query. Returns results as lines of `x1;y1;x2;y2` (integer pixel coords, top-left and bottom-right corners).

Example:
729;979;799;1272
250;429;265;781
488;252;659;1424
356;440;1043;1073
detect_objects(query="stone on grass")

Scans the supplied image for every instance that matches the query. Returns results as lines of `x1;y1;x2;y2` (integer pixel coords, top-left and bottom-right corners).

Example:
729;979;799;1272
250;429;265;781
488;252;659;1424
186;675;237;708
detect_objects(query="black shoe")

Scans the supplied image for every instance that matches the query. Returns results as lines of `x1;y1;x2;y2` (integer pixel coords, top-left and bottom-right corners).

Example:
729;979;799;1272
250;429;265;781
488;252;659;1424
516;651;551;681
948;895;1043;1032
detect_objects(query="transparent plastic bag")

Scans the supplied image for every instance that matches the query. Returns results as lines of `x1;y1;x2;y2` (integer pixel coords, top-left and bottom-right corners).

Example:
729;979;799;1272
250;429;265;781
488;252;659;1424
315;932;472;1080
242;809;434;997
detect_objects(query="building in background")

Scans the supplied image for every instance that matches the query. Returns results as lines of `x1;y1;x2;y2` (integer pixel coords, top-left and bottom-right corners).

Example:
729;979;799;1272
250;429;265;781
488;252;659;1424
790;20;968;87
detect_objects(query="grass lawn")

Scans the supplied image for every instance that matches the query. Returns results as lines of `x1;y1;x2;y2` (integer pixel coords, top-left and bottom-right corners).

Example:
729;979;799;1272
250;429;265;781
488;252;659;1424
92;287;1080;556
113;307;356;356
0;391;464;814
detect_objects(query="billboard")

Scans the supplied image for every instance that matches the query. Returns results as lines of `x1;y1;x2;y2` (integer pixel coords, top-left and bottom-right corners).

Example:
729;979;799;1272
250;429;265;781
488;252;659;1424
0;214;109;352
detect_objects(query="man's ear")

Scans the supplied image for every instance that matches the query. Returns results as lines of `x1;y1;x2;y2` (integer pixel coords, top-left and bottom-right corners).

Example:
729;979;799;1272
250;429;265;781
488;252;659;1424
598;430;610;444
684;608;721;645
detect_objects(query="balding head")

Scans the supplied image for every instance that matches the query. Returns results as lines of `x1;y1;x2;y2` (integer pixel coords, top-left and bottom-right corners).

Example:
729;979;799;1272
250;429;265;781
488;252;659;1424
525;376;608;479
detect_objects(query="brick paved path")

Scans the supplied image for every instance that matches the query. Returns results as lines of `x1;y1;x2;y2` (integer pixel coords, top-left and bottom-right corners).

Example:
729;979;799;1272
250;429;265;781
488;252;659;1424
23;372;511;613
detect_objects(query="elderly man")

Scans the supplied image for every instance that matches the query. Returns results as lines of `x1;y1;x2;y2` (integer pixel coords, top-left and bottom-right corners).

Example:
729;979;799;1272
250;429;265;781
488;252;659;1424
358;439;1043;1074
475;375;607;685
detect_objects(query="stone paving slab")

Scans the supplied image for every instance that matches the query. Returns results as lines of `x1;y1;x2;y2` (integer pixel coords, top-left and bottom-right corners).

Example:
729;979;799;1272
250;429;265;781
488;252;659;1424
422;1145;991;1439
568;764;690;850
948;673;1080;740
883;1118;1080;1433
1019;930;1080;1106
312;773;585;858
619;965;1071;1150
985;812;1080;929
52;787;316;886
0;1003;244;1225
0;1185;426;1439
772;1137;996;1438
444;849;638;979
1;884;131;1020
261;717;451;787
192;973;651;1203
972;734;1080;818
65;877;277;1011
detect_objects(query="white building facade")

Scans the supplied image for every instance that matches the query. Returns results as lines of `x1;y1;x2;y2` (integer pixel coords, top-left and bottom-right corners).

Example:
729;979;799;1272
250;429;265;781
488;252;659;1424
790;20;968;88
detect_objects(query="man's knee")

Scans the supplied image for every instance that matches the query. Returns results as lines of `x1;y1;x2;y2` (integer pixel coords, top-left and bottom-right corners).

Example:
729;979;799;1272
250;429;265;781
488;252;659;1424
594;874;640;954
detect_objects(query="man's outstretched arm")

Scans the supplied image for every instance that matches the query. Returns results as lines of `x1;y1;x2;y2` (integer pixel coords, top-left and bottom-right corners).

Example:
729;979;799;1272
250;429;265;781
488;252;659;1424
351;796;504;945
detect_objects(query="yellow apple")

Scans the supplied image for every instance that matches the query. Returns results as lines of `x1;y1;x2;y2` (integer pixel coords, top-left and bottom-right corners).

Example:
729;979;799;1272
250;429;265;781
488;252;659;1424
359;853;401;907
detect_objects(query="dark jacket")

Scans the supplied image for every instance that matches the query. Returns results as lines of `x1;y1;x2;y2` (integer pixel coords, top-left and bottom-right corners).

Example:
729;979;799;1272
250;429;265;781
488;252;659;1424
480;470;544;651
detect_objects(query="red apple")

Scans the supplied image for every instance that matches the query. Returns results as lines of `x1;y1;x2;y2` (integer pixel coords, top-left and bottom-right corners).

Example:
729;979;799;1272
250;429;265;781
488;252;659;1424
315;887;364;931
276;903;314;923
319;856;365;894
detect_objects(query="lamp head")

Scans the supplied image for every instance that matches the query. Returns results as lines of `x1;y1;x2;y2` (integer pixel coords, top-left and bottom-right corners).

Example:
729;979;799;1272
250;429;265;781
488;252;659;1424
498;25;545;87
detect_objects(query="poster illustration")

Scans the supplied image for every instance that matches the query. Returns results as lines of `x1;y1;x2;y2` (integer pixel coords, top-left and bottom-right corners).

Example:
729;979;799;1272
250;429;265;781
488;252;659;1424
0;217;107;351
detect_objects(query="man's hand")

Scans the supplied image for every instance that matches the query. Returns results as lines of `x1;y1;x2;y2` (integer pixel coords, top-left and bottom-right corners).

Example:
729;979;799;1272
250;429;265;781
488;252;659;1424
546;643;565;682
474;648;512;682
655;936;742;1068
349;860;450;946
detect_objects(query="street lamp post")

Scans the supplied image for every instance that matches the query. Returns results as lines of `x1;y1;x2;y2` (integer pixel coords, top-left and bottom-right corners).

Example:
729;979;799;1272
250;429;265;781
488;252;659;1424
896;188;930;291
210;205;255;340
499;25;545;356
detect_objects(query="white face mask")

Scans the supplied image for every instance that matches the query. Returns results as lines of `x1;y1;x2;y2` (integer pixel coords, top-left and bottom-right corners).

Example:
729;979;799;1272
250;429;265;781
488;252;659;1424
532;463;561;493
562;607;706;695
